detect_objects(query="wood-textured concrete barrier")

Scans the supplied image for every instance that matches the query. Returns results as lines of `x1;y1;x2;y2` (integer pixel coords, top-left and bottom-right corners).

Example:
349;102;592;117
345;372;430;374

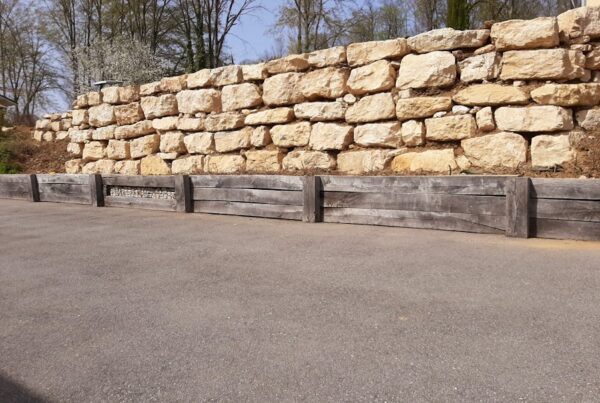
1;174;598;241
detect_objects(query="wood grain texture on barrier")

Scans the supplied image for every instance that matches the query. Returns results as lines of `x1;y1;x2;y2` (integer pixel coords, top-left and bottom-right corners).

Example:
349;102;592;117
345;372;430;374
90;174;104;207
101;175;175;188
191;175;303;191
175;175;192;213
0;175;32;200
104;196;177;211
302;176;323;223
193;200;303;220
505;177;530;238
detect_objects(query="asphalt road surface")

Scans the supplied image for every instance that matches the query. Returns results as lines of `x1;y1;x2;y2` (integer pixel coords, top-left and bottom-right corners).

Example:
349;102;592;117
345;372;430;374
1;199;599;402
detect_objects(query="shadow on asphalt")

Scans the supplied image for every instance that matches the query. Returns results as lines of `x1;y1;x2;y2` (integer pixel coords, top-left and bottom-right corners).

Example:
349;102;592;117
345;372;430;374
0;372;49;403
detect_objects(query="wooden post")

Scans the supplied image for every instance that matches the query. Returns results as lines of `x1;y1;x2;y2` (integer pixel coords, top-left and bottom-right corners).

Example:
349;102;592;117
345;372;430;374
89;174;104;207
175;175;193;213
505;177;530;238
303;176;322;223
28;174;40;202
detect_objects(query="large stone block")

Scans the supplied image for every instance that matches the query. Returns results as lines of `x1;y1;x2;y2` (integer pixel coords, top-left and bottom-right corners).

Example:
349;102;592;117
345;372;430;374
118;86;140;103
71;110;88;127
462;132;528;169
184;132;214;154
177;117;205;131
425;115;477;141
491;17;559;50
88;104;116;127
401;120;425;146
114;102;144;126
576;107;600;130
396;96;452;121
114;120;155;140
458;52;501;83
337;150;390;174
87;92;102;106
204;112;245;132
408;28;489;53
160;131;186;153
210;65;243;86
105;140;130;160
214;127;252;152
396;52;457;89
245;150;284;172
82;159;115;174
140;81;161;96
160;75;187;92
67;142;83;157
140;94;178;119
309;122;353;151
205;155;245;174
476;107;495;131
531;83;600;106
354;122;402;148
130;134;160;158
175;89;221;114
245;108;295;125
186;69;212;89
262;73;305;106
82;141;106;162
392;149;457;173
270;122;311;147
114;160;140;175
308;46;347;67
250;126;271;147
65;159;83;174
266;54;309;74
282;150;336;171
241;63;267;81
453;84;529;106
346;38;410;66
92;125;116;141
69;129;93;143
531;134;575;169
140;154;171;175
500;49;585;80
172;156;204;174
298;67;349;100
293;102;346;121
101;87;120;104
347;60;396;95
495;106;574;132
152;116;179;132
558;6;600;41
345;93;396;123
221;83;262;111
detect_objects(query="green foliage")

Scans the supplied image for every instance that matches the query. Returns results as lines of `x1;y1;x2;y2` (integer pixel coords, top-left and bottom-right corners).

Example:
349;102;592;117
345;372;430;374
447;0;469;30
0;129;25;174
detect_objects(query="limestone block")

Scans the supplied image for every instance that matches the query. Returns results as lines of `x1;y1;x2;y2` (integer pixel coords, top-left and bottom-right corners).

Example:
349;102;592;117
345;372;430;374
425;115;477;141
490;17;559;50
531;134;575;168
140;81;162;96
308;46;347;67
354;122;402;148
458;52;501;82
585;48;600;69
172;156;204;174
337;150;390;174
282;150;336;171
530;83;600;106
462;132;528;169
266;54;309;74
347;60;396;95
114;160;140;175
65;159;83;174
221;83;262;111
160;131;186;153
114;102;144;126
56;131;69;140
396;96;452;121
130;134;160;158
33;130;43;142
83;159;115;174
270;121;311;147
118;86;140;103
87;92;102;106
140;155;171;175
184;132;214;154
476;107;495;131
250;126;271;147
92;125;116;140
294;102;346;122
157;152;179;160
401;120;425;146
346;38;410;66
186;69;212;89
214;127;252;152
392;149;457;173
298;67;349;100
396;51;457;89
75;94;88;109
576;106;600;130
500;49;586;80
205;155;245;174
262;73;305;106
42;132;55;142
88;104;116;127
245;150;283;172
152;116;179;132
241;63;267;81
82;141;106;162
204;112;245;132
69;129;93;143
36;119;51;130
67;142;83;157
106;140;131;160
309;122;353;151
345;93;396;123
408;28;490;53
175;90;221;114
245;108;295;125
160;75;187;92
210;65;243;86
453;84;529;106
141;94;179;119
177;117;204;131
495;106;574;132
558;6;600;40
114;120;155;140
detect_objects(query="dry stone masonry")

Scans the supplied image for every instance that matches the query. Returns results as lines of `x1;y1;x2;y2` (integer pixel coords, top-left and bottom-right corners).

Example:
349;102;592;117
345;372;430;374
35;7;600;175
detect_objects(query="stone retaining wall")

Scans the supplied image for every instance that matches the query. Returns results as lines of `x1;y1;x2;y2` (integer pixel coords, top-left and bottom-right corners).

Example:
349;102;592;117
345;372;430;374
34;6;600;176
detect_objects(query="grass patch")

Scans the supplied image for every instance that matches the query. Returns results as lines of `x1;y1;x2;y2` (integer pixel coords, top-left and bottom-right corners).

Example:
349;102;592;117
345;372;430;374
0;128;36;174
